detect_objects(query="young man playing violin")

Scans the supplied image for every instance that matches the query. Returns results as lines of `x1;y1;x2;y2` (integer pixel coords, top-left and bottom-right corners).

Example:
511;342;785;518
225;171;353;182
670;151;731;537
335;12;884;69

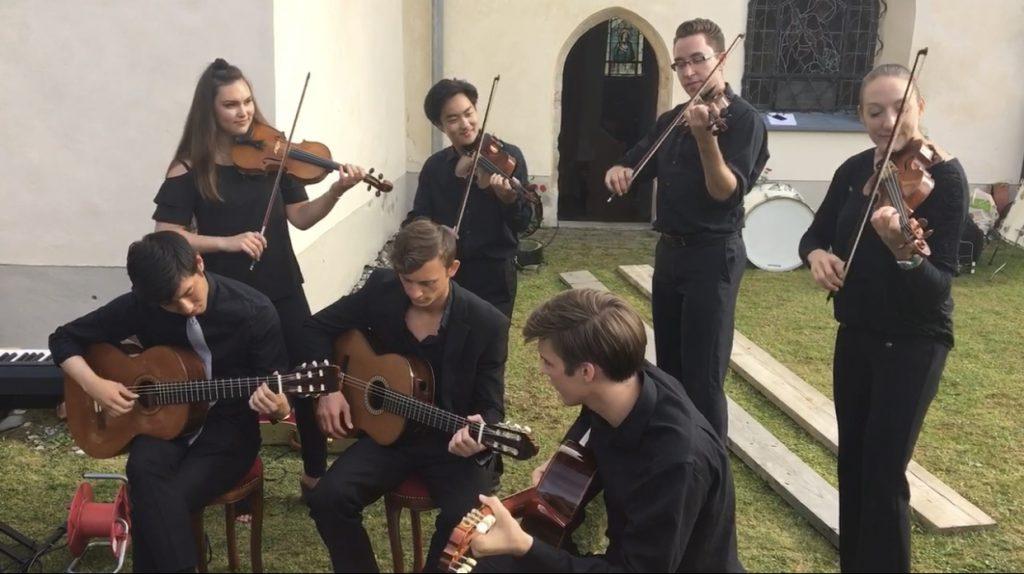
468;289;743;572
406;78;535;318
605;19;768;440
302;219;510;573
48;231;291;573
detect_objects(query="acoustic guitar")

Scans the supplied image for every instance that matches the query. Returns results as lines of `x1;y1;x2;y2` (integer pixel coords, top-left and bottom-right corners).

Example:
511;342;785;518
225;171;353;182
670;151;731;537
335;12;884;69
65;343;339;458
441;436;598;572
333;330;538;461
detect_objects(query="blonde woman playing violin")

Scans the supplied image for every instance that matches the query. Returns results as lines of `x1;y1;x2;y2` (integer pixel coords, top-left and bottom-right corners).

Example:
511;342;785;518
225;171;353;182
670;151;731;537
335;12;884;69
799;62;968;572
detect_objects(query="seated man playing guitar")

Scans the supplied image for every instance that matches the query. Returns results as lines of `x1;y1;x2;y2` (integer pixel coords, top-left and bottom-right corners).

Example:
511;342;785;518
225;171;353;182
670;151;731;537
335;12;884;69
469;289;743;572
303;218;509;573
48;231;291;572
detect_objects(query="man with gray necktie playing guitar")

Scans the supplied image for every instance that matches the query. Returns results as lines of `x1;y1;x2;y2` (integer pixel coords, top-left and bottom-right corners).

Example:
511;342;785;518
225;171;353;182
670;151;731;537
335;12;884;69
49;231;298;573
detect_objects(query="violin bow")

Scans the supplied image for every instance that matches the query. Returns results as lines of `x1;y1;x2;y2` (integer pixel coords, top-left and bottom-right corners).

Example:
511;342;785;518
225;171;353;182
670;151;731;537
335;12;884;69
453;75;500;236
250;72;311;271
829;48;929;299
607;33;744;203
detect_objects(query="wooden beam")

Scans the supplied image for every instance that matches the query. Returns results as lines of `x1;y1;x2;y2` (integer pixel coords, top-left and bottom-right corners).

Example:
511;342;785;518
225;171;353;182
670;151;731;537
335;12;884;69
560;271;841;546
617;264;995;532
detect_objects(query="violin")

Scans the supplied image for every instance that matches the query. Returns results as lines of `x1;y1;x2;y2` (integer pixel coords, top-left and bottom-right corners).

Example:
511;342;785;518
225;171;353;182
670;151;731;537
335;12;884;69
232;121;393;195
868;138;939;256
677;85;730;136
455;133;545;198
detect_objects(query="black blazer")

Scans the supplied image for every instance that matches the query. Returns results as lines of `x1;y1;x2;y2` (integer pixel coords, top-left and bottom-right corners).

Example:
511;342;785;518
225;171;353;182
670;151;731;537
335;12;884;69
302;268;508;424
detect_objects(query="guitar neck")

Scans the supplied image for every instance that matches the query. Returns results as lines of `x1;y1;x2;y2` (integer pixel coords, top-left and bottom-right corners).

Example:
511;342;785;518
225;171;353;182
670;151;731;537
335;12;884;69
379;388;482;436
147;373;297;405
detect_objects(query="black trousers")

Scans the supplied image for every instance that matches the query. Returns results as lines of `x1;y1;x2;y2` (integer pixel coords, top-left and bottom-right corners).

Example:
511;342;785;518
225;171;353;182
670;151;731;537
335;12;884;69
651;234;745;439
273;290;328;478
454;257;517;319
833;326;948;572
126;403;259;572
306;432;495;573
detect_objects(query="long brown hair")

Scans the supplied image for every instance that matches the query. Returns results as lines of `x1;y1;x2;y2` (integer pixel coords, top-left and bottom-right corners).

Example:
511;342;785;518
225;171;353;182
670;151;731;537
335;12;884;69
171;58;268;202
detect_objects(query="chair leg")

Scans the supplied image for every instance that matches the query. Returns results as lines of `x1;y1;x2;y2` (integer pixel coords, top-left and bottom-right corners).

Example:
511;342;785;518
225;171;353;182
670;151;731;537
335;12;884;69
385;496;405;573
224;502;239;572
191;512;207;574
250;481;265;573
411;509;424;573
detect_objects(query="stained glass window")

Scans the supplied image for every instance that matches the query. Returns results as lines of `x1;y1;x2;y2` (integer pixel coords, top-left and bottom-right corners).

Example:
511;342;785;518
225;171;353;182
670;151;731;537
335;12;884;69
742;0;881;112
605;18;644;77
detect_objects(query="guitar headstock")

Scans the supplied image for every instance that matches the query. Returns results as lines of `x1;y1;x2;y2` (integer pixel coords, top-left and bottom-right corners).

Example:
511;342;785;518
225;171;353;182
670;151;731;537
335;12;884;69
284;361;341;397
441;506;496;573
482;421;539;461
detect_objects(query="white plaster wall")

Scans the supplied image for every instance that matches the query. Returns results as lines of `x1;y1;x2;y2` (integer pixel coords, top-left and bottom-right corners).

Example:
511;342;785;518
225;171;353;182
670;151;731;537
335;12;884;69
0;0;275;267
912;0;1024;184
272;0;412;311
404;0;434;173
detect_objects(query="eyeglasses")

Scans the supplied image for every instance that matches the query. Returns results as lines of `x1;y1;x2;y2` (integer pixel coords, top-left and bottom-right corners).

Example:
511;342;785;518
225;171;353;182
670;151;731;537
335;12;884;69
670;53;717;71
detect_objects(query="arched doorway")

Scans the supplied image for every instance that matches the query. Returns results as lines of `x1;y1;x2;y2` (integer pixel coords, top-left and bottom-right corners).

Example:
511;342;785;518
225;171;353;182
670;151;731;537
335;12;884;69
556;17;660;222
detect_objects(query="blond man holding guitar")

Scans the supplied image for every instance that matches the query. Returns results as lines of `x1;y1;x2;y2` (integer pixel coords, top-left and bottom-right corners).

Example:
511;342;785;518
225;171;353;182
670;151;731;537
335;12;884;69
303;219;511;573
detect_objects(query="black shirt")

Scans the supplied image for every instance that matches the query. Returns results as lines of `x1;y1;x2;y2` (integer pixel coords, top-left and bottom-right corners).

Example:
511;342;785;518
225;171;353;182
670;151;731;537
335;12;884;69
49;273;288;389
404;292;453;396
621;85;769;236
408;143;533;260
518;363;743;572
798;149;969;347
153;166;308;300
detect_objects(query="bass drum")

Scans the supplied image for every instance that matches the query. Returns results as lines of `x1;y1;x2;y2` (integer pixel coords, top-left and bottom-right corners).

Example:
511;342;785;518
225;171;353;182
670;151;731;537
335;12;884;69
743;183;815;272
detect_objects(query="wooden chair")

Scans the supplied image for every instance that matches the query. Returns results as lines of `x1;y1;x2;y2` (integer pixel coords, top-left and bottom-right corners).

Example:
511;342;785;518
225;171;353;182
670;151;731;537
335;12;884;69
191;457;264;573
384;475;437;573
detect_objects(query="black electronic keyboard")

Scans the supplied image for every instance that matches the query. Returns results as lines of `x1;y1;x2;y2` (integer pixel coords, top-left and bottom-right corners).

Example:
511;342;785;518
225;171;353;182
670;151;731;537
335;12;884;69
0;348;63;408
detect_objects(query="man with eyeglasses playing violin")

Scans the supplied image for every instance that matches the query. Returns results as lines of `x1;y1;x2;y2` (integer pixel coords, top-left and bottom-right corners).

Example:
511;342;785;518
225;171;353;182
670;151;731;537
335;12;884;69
605;18;769;441
406;78;535;319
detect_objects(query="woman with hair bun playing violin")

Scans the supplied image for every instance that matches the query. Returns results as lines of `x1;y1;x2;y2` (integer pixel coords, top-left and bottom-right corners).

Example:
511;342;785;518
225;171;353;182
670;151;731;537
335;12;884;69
153;58;367;498
799;62;969;572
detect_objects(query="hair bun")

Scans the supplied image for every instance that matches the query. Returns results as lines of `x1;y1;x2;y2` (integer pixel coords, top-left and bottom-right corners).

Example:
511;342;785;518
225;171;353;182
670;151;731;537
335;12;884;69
211;58;230;70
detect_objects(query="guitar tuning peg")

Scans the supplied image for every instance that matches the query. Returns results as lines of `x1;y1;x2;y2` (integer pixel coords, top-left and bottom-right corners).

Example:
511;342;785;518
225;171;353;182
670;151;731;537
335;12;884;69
375;190;381;197
312;360;319;367
368;167;375;174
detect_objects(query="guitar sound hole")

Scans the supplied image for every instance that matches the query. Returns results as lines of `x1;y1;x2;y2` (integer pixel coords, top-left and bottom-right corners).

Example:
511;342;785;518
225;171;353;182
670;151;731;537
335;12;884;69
366;379;388;413
135;378;157;409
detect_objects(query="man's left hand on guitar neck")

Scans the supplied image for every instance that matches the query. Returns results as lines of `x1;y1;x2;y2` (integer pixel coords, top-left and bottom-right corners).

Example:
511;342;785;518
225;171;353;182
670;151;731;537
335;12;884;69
249;382;291;420
448;413;487;457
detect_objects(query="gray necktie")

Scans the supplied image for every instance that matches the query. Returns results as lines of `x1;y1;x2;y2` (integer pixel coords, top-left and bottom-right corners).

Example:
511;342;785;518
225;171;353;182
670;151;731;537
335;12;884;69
184;317;214;444
186;316;212;379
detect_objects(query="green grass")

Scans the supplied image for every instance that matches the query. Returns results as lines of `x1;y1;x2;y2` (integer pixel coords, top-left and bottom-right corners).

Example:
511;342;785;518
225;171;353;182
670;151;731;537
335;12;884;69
1;228;1021;572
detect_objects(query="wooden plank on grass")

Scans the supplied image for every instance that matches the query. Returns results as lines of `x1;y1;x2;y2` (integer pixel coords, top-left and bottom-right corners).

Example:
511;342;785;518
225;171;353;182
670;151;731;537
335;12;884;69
560;270;841;546
617;263;996;532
